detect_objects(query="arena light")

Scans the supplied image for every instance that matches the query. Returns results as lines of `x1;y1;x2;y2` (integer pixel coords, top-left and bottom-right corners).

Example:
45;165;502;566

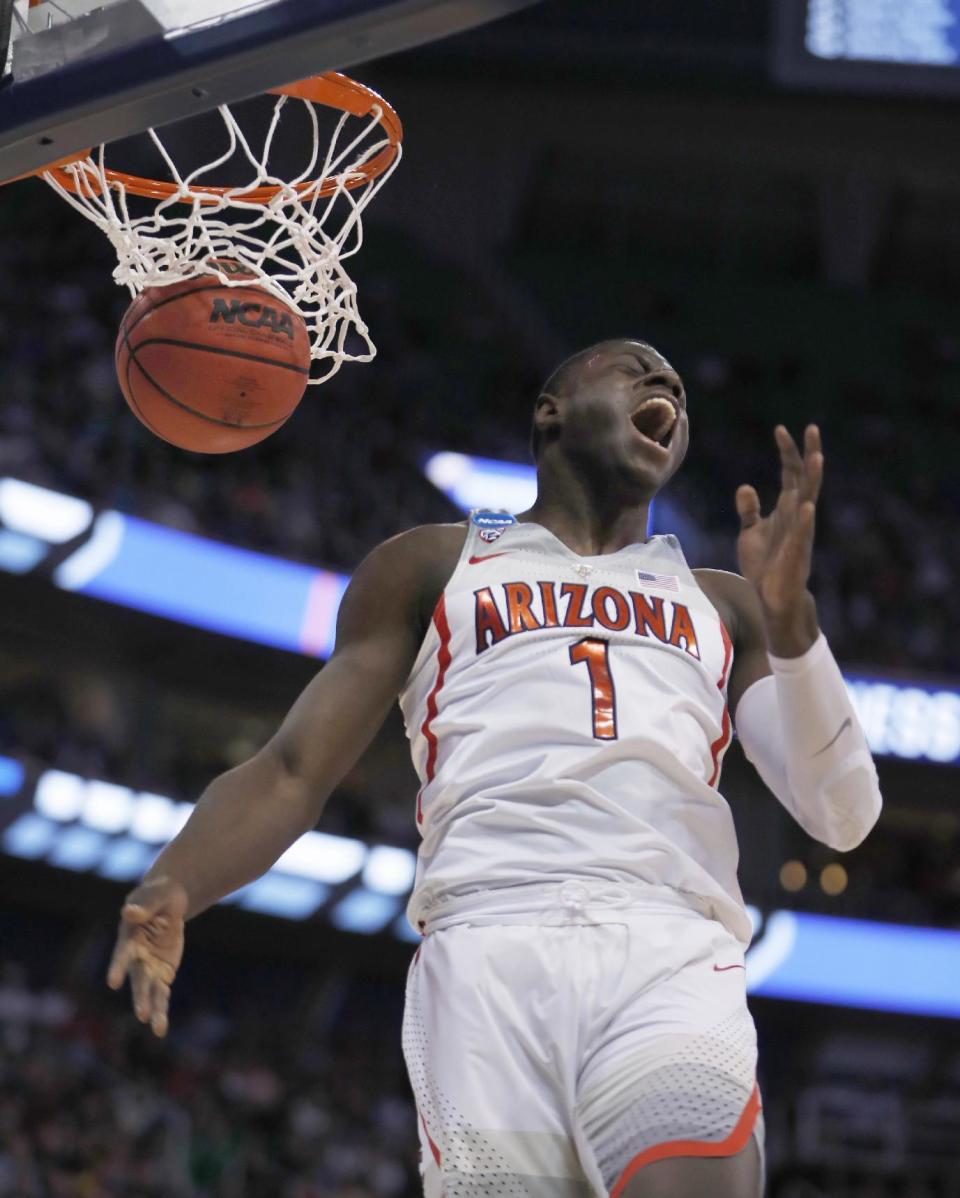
275;830;367;884
47;825;108;872
329;887;400;933
392;914;422;943
745;910;799;990
129;792;188;843
773;0;960;98
0;529;47;573
745;904;762;935
53;512;125;591
0;755;24;797
747;911;960;1019
82;780;135;834
423;452;663;537
35;770;86;822
34;770;192;839
363;844;417;895
15;765;376;901
53;512;349;658
424;451;539;514
804;0;960;68
97;837;156;882
0;478;93;543
845;677;960;765
2;812;58;859
0;474;349;659
230;875;329;920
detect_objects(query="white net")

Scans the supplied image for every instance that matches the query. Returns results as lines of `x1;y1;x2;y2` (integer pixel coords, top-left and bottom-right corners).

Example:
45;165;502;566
42;82;401;385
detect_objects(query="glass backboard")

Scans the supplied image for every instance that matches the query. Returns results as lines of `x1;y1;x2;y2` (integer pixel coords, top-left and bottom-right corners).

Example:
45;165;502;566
0;0;543;182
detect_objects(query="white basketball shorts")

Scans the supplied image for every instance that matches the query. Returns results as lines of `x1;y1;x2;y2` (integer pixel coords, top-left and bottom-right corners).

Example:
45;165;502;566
402;881;762;1197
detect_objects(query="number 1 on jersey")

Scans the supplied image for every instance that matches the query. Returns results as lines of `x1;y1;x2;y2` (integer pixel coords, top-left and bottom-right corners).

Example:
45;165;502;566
569;638;618;740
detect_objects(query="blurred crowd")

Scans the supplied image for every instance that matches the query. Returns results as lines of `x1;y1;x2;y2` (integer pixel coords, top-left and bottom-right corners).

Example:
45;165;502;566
1;947;958;1198
0;184;958;676
671;337;960;677
0;954;419;1198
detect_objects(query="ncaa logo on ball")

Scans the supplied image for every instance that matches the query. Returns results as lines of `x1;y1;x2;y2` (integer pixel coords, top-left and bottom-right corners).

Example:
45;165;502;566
210;297;295;340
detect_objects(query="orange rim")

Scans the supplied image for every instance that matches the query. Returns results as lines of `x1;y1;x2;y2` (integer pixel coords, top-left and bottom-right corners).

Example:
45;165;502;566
39;72;402;203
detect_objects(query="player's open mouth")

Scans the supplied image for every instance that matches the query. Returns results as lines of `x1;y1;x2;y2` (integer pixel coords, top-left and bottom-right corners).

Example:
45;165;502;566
631;395;678;449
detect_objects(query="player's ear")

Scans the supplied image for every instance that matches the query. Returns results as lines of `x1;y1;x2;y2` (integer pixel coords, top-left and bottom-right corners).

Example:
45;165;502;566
534;390;563;437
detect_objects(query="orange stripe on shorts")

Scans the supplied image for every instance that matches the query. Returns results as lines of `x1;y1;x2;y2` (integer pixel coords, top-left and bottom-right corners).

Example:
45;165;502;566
609;1080;761;1198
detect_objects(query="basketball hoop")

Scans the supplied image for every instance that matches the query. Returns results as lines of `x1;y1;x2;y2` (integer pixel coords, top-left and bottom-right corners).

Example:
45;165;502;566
25;72;402;385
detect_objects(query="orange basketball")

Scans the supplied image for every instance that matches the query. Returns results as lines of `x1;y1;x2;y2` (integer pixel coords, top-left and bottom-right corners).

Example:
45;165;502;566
115;261;311;453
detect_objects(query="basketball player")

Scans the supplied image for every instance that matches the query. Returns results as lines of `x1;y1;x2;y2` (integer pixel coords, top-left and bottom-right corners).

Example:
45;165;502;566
107;339;882;1198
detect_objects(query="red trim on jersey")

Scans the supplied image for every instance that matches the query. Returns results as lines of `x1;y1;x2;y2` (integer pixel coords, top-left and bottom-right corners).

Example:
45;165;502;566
707;619;734;787
416;595;453;825
419;1109;442;1167
609;1081;761;1198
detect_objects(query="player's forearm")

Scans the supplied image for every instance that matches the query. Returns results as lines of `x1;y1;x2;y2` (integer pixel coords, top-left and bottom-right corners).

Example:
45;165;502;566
144;748;321;919
736;632;882;851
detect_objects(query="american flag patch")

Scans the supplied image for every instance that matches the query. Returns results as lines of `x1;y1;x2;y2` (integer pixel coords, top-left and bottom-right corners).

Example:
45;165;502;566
637;570;680;592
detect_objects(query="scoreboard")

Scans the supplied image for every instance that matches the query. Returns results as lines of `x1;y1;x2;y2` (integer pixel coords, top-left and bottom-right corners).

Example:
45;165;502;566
773;0;960;96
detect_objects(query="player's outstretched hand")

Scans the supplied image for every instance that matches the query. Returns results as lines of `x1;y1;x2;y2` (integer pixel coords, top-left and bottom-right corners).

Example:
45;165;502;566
106;875;188;1038
735;424;823;616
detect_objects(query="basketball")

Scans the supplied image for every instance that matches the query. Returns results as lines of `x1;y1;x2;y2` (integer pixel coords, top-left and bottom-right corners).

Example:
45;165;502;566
114;261;311;453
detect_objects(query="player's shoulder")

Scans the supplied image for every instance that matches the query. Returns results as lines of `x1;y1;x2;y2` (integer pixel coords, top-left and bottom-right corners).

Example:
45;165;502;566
692;566;750;593
350;522;468;632
372;521;468;565
692;568;763;644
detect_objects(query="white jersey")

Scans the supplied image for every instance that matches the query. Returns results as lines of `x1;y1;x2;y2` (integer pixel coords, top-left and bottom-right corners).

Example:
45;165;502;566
399;512;751;944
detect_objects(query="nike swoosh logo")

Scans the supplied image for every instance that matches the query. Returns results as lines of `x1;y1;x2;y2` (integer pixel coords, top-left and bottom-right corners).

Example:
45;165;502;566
468;552;511;564
713;963;745;972
813;716;852;757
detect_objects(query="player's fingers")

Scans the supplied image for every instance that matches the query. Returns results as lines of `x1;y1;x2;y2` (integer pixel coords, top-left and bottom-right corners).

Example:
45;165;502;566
803;425;824;505
735;484;762;529
109;886;166;989
802;451;823;507
121;902;151;923
120;890;163;925
106;936;133;990
776;425;804;492
149;978;171;1038
785;501;816;570
800;499;816;538
130;959;153;1024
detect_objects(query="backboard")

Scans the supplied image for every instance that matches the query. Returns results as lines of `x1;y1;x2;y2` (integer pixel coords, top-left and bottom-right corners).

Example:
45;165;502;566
0;0;543;182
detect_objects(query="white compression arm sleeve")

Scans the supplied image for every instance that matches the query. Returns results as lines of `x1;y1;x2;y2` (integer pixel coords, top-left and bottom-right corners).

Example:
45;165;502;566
734;633;882;851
